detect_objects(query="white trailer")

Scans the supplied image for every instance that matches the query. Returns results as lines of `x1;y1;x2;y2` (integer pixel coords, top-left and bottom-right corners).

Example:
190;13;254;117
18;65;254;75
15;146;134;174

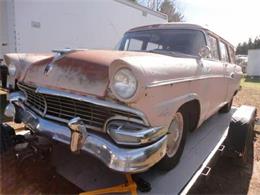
0;0;167;58
247;49;260;76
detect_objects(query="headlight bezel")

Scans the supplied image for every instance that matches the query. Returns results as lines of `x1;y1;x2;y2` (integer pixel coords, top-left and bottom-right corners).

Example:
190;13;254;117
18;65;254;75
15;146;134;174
111;68;138;100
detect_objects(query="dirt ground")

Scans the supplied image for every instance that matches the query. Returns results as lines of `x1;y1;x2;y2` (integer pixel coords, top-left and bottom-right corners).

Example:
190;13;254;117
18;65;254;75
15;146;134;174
1;83;260;194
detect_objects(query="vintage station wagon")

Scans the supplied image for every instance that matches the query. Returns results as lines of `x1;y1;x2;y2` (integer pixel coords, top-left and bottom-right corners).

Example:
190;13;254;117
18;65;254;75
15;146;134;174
4;23;242;173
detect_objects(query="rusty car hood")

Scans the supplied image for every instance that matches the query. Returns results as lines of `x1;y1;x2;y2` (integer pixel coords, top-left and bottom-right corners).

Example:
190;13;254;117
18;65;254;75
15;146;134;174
22;50;157;97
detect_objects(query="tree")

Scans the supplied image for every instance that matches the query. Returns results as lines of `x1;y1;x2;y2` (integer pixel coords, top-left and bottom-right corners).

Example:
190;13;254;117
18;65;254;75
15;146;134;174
138;0;184;22
159;0;183;22
236;36;260;55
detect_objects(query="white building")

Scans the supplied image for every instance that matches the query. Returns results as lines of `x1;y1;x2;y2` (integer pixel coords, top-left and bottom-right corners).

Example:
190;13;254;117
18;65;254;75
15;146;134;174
247;49;260;76
0;0;167;58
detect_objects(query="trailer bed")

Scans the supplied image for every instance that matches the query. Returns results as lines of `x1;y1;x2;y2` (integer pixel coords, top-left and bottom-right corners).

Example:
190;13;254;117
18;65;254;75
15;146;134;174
51;109;236;194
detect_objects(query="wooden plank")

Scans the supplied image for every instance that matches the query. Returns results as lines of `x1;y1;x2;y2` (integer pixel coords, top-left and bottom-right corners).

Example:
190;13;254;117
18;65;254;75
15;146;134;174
0;87;8;95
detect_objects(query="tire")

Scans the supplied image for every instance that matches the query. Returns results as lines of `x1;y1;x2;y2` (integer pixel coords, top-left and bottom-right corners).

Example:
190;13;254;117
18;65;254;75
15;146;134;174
0;123;15;154
224;105;256;166
219;97;233;113
0;65;8;88
157;108;188;171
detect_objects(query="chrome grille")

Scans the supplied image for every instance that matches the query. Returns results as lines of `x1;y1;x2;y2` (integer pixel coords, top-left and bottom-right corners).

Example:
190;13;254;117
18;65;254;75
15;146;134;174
18;83;46;115
17;83;143;132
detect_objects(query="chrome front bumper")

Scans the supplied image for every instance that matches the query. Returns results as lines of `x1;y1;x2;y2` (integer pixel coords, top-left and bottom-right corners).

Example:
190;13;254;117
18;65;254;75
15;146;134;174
5;101;167;173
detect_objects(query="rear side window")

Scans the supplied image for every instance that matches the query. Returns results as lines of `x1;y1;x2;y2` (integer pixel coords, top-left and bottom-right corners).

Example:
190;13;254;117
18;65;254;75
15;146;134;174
228;46;235;64
219;41;230;62
208;35;219;60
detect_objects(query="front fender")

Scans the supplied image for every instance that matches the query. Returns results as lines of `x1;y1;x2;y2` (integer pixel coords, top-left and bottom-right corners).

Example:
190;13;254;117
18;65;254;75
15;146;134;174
130;80;202;129
154;93;201;128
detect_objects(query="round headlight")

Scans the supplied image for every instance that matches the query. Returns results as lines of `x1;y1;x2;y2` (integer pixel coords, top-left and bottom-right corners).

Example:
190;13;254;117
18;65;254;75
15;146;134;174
8;64;16;76
112;68;137;99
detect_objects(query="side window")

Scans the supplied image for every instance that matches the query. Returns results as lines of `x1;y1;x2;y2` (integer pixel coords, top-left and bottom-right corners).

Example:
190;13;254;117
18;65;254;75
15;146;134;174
208;35;219;60
219;41;230;62
127;39;143;51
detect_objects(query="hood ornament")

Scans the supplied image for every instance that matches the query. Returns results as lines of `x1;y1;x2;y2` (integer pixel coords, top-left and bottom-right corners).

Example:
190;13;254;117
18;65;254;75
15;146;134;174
44;48;74;76
44;48;79;76
44;63;54;75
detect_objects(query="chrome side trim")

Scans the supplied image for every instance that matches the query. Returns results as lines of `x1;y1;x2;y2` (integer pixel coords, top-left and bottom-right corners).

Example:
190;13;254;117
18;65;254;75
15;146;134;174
146;74;224;88
36;87;150;126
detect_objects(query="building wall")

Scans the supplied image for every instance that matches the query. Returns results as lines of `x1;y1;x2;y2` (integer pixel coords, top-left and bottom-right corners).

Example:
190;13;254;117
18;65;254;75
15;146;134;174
0;0;16;58
11;0;166;53
247;49;260;76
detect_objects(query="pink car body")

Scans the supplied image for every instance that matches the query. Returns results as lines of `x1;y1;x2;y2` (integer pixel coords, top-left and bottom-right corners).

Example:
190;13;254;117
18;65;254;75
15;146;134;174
4;23;242;173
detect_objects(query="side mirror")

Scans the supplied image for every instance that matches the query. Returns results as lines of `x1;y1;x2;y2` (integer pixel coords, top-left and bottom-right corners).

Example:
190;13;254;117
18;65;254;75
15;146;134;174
198;46;211;59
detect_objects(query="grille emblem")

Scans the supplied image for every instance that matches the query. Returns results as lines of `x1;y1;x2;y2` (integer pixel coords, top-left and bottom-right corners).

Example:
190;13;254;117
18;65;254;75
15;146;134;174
44;63;53;75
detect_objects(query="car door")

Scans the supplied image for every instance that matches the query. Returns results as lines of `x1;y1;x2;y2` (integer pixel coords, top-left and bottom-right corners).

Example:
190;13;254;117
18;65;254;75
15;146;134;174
219;41;236;103
202;34;226;118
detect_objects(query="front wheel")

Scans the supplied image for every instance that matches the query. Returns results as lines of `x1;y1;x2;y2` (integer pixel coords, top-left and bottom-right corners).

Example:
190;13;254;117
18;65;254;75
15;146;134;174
157;109;188;171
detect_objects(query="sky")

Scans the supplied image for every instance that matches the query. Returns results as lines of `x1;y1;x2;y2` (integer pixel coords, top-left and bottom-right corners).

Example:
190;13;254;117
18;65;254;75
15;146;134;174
175;0;260;46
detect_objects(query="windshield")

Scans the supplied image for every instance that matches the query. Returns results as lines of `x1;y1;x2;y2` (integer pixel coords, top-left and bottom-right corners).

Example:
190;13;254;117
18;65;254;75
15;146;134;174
118;29;206;56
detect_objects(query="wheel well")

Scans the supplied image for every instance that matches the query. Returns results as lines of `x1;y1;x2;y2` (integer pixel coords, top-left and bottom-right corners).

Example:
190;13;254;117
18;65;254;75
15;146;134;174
234;90;238;96
178;99;201;132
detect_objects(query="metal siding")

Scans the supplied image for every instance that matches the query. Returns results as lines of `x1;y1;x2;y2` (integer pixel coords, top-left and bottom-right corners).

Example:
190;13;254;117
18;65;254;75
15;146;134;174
11;0;167;53
0;0;16;58
247;49;260;76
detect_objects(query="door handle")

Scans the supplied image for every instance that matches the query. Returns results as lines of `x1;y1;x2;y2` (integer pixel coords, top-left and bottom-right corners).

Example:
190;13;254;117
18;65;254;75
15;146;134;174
2;43;7;46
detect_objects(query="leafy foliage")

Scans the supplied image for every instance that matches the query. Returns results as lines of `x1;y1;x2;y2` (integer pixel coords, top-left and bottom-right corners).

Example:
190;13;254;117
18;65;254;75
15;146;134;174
159;0;183;22
236;36;260;55
138;0;184;22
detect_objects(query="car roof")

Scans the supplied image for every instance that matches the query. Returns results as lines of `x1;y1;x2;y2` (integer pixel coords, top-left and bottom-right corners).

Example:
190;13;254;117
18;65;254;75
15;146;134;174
127;22;234;48
128;22;207;32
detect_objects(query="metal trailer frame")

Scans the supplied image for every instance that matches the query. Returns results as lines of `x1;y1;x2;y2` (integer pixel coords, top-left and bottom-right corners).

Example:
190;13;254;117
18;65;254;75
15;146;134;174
48;105;256;195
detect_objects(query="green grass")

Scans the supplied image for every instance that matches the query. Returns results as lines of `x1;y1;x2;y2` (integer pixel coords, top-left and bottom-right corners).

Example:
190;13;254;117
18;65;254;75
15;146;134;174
240;77;260;89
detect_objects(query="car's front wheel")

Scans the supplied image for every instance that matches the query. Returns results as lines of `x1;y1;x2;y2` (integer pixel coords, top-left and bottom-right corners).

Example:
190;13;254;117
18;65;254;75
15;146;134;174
157;109;188;171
